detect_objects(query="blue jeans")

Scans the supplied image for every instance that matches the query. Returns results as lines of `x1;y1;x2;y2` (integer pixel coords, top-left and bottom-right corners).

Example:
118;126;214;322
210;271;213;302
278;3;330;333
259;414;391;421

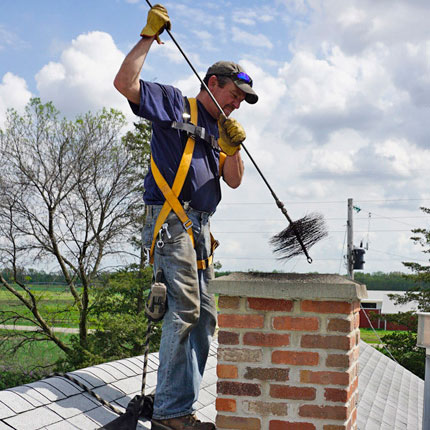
142;205;217;420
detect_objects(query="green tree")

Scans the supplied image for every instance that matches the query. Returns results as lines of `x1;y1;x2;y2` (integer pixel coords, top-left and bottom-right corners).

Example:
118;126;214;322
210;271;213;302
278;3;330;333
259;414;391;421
0;99;146;370
376;207;430;378
61;265;162;369
354;271;430;291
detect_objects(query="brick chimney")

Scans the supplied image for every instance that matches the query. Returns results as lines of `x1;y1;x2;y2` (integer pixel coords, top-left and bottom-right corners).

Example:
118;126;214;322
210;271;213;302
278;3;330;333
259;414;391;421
208;272;367;430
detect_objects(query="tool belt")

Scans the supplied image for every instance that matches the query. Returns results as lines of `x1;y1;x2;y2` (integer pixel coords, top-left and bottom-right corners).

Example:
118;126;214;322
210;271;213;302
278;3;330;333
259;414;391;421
148;97;224;269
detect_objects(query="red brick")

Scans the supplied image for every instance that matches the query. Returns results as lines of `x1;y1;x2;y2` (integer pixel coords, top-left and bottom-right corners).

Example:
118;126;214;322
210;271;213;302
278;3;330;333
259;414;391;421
299;405;348;420
273;316;319;331
244;332;290;347
217;381;261;397
301;334;353;351
270;421;315;430
218;314;264;329
353;312;360;329
216;415;261;429
270;384;316;400
217;364;238;379
218;295;240;309
272;350;319;366
326;353;352;368
324;388;348;402
216;398;236;412
244;367;289;382
349;376;359;396
324;377;358;403
327;318;353;333
300;370;350;386
218;347;262;363
351;407;357;425
353;345;360;362
301;300;353;314
248;297;293;312
352;301;360;313
218;330;240;345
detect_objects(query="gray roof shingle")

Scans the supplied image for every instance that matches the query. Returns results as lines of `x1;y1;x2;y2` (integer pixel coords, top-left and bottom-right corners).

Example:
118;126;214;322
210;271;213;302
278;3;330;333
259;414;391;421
0;340;424;429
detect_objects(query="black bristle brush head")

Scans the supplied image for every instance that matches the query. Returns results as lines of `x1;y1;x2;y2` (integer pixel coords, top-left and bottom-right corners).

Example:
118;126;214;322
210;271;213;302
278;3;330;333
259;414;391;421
270;212;328;261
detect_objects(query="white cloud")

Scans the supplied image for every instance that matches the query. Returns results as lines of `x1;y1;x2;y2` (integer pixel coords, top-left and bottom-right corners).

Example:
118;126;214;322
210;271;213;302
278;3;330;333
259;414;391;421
0;26;26;51
232;27;273;50
232;9;275;26
0;72;32;128
35;31;129;118
294;0;430;55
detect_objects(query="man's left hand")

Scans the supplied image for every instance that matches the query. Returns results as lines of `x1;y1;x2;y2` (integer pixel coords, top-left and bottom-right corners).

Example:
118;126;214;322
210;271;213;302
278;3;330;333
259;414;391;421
218;117;246;156
140;4;171;44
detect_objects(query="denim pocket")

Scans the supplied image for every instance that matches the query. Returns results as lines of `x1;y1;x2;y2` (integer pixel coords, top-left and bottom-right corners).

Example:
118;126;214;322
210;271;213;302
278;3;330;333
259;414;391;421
142;218;154;249
142;206;161;249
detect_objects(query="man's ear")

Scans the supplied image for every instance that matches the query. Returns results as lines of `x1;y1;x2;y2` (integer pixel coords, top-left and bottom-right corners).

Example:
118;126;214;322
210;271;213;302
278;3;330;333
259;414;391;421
207;75;218;91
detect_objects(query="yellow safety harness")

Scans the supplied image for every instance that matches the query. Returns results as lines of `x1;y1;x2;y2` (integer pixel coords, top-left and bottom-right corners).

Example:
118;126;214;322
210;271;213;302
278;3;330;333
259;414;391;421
149;97;226;269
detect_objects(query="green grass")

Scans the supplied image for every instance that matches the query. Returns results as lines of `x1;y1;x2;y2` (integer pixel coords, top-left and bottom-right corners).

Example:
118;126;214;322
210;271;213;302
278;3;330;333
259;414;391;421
0;330;74;390
360;328;405;344
0;330;73;371
0;287;84;328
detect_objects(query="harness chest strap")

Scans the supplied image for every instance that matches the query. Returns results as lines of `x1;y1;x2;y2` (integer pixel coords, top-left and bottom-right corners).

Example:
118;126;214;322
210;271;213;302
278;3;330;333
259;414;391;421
149;97;219;269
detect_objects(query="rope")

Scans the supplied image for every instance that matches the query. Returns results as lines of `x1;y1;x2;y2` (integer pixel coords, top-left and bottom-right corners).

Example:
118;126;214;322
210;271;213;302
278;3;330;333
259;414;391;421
360;304;399;363
50;322;155;418
53;372;124;415
141;321;153;395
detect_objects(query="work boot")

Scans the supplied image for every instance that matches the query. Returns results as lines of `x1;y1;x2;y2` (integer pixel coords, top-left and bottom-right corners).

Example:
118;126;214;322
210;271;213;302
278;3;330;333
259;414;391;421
151;414;216;430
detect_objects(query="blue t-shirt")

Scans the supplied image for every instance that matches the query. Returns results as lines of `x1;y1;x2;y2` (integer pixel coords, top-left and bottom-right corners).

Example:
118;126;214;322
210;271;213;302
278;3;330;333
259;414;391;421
129;81;221;213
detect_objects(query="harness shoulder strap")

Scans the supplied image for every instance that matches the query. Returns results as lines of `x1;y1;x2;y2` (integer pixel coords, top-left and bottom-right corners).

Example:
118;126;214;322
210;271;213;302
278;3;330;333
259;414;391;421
149;98;198;263
149;97;219;270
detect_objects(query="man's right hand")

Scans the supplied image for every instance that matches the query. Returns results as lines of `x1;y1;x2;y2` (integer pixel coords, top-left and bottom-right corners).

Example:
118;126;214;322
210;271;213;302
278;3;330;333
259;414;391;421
140;4;171;44
218;117;246;156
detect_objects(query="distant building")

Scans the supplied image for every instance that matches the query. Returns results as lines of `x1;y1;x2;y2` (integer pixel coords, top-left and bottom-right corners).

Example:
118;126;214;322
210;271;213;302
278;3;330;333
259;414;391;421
360;290;416;330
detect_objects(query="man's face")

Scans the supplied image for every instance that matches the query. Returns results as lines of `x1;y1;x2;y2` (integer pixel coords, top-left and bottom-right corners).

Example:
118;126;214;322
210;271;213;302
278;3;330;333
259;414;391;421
209;77;246;118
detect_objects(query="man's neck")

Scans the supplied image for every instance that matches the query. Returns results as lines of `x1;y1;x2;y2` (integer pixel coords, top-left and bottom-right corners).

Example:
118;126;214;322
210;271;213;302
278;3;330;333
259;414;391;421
196;90;220;120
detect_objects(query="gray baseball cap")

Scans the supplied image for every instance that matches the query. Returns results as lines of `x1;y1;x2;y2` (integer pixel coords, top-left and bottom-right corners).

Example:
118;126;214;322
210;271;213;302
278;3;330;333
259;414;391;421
205;61;258;104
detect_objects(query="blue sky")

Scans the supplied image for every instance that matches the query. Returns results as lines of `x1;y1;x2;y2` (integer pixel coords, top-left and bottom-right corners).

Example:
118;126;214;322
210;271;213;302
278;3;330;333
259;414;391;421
1;0;430;275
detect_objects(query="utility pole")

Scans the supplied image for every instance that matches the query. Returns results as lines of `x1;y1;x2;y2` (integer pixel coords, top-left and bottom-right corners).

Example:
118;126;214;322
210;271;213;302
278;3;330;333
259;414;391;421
347;198;354;279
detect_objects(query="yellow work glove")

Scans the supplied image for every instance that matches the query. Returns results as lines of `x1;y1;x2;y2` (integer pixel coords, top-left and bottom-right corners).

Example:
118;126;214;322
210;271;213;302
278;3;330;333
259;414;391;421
140;4;171;44
218;117;246;156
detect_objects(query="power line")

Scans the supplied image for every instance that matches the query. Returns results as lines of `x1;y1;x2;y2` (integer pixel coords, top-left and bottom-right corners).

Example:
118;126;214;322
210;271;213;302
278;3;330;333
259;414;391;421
212;229;416;234
221;198;430;206
215;216;430;222
368;248;429;263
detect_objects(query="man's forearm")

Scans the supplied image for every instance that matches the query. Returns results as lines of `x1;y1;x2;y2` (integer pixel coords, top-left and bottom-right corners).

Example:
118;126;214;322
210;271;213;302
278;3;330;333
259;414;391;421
222;151;244;189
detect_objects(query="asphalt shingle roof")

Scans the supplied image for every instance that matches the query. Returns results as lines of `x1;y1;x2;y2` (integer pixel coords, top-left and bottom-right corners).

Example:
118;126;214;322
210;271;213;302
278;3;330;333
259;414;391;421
0;341;424;429
357;341;423;430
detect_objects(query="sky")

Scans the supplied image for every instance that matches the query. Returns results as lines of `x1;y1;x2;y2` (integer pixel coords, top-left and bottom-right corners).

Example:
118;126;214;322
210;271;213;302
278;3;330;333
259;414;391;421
1;0;430;276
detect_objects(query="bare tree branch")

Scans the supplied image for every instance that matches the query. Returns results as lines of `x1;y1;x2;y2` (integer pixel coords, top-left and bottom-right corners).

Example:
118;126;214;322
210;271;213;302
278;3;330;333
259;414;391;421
0;99;143;358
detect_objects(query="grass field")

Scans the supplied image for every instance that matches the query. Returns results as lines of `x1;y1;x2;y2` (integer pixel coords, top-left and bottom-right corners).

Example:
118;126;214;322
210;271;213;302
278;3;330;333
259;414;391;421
0;329;73;371
359;328;401;344
0;287;82;328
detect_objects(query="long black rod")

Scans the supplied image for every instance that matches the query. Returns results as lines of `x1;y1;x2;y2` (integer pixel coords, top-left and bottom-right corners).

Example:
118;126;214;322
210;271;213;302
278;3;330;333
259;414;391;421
143;0;312;262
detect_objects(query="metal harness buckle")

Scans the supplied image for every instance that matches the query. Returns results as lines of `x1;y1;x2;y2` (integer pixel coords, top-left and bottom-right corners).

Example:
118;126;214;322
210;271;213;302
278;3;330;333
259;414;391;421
183;219;193;230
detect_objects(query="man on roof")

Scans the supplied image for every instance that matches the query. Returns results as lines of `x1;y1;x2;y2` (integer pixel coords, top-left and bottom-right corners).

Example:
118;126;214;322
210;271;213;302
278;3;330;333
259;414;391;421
114;4;258;429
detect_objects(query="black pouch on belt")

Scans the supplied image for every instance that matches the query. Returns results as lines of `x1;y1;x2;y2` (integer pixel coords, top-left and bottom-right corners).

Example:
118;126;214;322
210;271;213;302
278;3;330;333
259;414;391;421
145;269;167;322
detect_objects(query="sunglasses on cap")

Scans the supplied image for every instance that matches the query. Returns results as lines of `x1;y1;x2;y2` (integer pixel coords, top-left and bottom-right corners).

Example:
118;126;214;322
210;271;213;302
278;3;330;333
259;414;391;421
235;72;253;87
218;72;253;87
